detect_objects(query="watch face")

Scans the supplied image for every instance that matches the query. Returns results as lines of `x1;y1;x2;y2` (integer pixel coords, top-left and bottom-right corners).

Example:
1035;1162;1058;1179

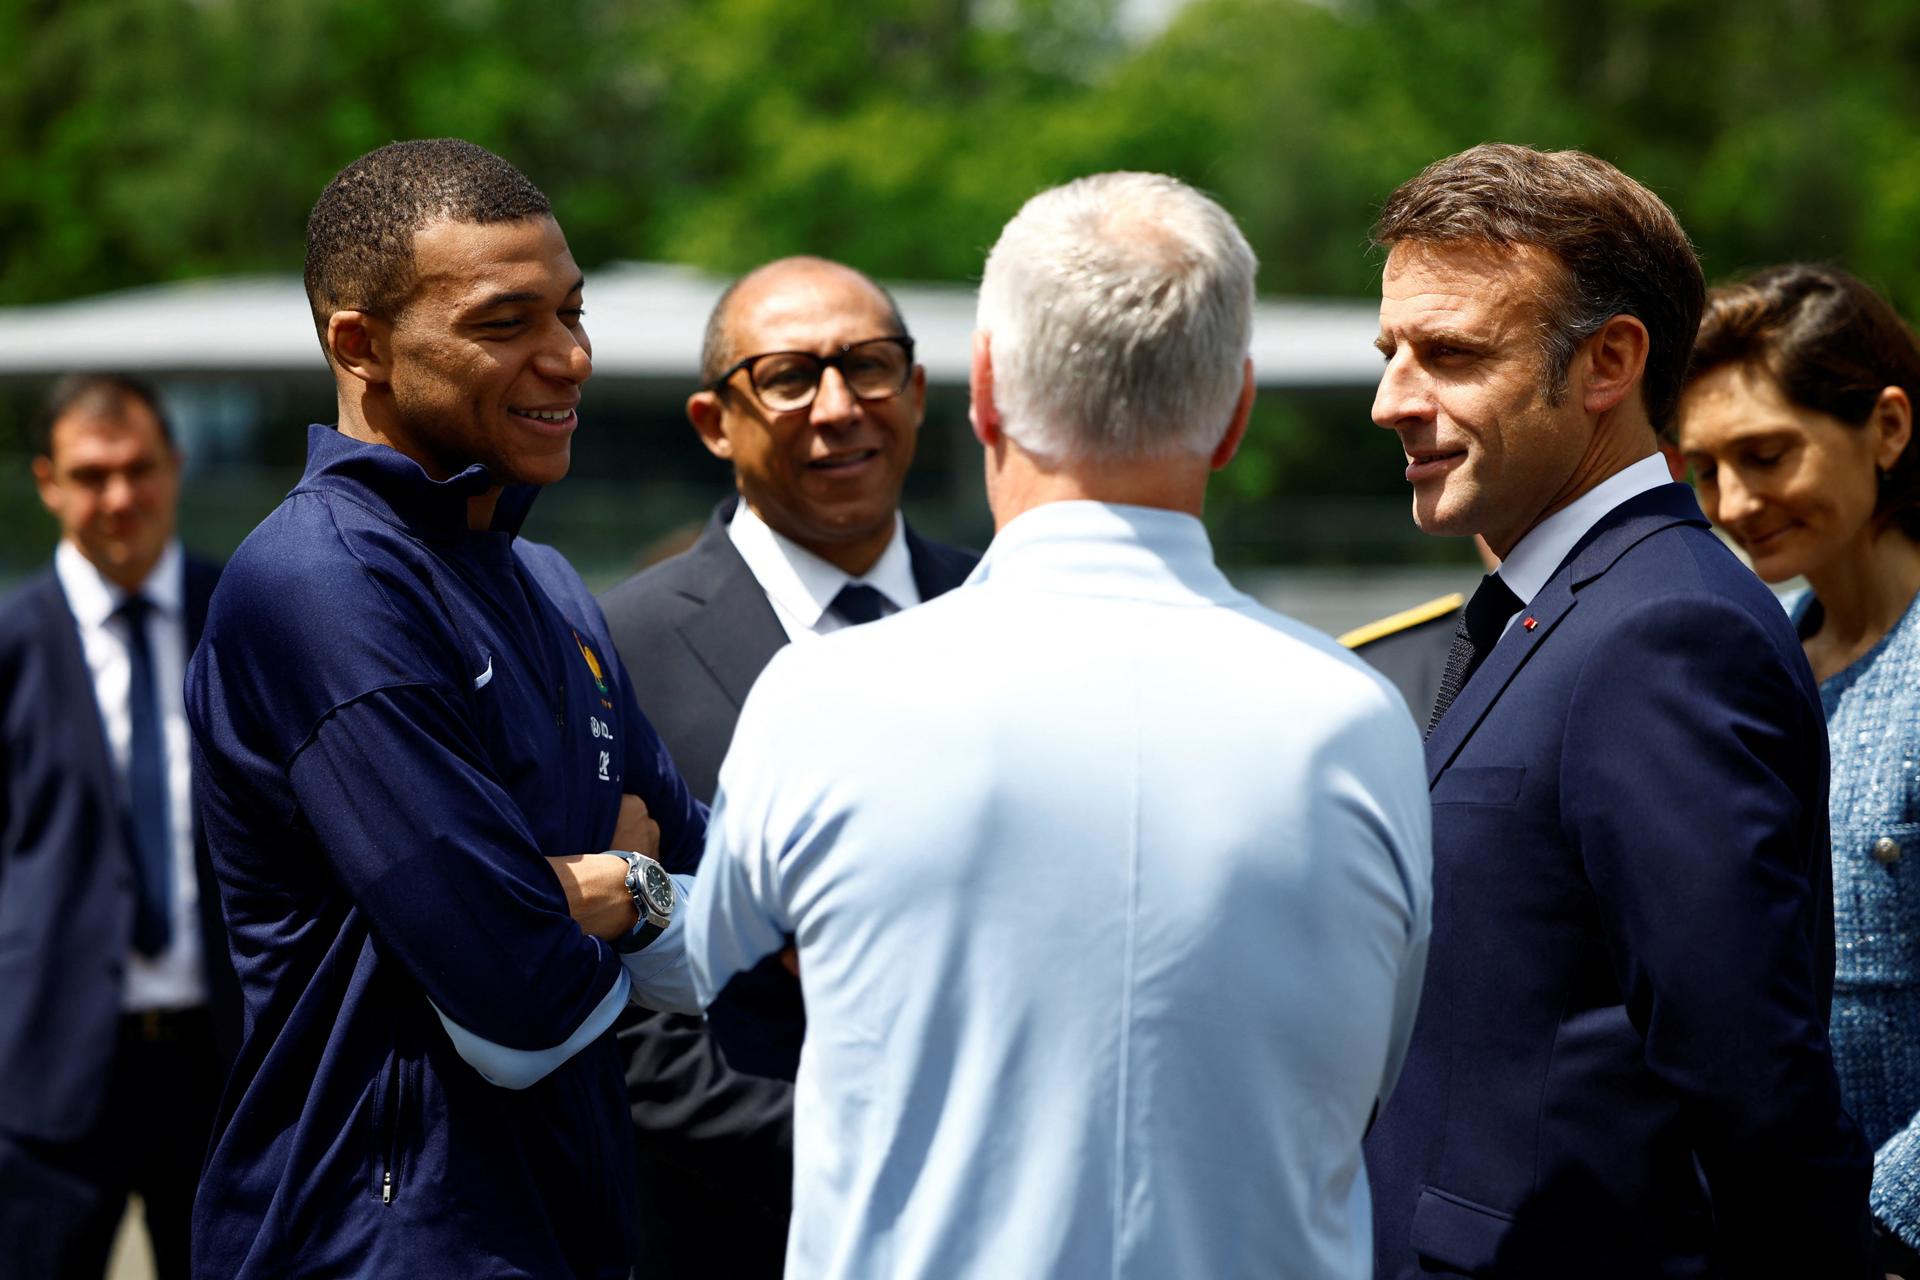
639;861;674;917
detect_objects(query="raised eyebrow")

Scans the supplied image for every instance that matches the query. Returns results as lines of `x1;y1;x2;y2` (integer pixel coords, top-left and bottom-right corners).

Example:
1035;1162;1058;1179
1373;335;1395;357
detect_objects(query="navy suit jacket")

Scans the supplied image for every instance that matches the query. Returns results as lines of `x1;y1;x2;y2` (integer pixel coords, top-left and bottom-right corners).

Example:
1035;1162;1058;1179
0;554;238;1143
597;497;976;1274
1366;484;1874;1279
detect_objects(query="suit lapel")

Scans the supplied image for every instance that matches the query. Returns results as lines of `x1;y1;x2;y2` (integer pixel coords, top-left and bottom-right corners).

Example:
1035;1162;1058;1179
674;502;789;710
33;572;123;827
1424;483;1709;785
185;555;217;651
1424;577;1575;783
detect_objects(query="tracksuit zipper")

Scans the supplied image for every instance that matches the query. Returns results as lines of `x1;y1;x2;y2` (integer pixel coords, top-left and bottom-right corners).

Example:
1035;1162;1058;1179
374;1054;404;1204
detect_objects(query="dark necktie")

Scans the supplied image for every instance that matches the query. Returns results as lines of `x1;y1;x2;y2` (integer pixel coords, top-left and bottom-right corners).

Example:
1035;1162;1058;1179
830;583;891;627
117;594;172;955
1426;572;1523;738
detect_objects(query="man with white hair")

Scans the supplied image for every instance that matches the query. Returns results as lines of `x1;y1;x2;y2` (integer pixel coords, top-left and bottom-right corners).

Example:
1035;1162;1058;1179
685;171;1433;1280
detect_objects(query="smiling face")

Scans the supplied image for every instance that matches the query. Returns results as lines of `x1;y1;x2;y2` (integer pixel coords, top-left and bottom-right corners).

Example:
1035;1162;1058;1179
1675;362;1895;583
691;260;924;575
378;215;592;487
34;399;181;591
1372;241;1601;556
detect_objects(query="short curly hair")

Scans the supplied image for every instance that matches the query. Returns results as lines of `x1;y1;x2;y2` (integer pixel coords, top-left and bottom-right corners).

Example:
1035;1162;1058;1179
303;139;551;356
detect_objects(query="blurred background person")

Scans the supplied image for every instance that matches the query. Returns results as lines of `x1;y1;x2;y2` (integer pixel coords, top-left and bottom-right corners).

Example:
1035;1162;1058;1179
597;254;976;1279
1672;263;1920;1277
0;374;238;1280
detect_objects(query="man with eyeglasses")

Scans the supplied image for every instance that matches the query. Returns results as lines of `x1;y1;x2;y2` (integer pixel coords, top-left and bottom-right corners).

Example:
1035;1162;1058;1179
598;254;977;1278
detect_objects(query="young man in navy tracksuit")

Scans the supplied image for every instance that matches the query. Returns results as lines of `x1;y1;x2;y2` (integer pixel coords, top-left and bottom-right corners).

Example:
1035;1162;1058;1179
186;139;697;1278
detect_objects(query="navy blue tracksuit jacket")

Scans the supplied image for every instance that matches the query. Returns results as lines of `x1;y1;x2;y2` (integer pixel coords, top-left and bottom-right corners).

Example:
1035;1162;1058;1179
186;426;705;1278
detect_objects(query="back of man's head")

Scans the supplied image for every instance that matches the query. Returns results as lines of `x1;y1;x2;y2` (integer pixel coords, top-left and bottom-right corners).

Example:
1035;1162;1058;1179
977;172;1256;463
1373;143;1704;434
304;139;551;357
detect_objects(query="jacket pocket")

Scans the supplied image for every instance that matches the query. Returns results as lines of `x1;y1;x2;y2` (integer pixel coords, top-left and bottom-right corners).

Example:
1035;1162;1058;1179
1432;765;1525;806
1411;1185;1604;1275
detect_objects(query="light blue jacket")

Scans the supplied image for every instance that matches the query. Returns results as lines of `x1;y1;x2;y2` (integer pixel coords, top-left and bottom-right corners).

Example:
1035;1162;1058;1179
688;500;1433;1280
1795;588;1920;1249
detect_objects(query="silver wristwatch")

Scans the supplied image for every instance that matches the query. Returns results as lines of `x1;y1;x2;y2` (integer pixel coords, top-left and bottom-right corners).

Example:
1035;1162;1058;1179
615;849;675;953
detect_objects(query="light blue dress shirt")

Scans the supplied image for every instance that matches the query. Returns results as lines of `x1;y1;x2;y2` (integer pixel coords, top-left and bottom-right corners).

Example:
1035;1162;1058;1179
689;500;1433;1280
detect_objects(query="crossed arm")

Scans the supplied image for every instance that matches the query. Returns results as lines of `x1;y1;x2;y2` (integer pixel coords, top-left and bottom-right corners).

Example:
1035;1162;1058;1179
547;794;659;939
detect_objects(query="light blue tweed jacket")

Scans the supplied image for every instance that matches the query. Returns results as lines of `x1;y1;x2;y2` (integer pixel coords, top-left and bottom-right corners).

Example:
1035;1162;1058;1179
1795;589;1920;1248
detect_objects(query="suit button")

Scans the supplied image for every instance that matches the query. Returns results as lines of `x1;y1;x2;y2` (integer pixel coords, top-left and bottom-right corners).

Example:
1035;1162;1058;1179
1873;836;1903;864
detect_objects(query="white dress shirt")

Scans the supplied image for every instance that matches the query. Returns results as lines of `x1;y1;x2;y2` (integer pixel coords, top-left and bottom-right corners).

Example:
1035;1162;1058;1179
55;538;205;1011
1496;453;1674;631
690;500;1433;1280
727;501;920;640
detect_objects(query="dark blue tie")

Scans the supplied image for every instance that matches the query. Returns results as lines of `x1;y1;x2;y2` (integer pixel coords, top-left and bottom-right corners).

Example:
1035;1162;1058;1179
831;583;891;627
1426;572;1522;738
118;594;172;956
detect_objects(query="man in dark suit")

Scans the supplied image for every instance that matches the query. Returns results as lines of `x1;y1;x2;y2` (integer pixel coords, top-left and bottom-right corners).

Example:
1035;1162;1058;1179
0;374;237;1280
599;255;976;1276
1362;144;1878;1278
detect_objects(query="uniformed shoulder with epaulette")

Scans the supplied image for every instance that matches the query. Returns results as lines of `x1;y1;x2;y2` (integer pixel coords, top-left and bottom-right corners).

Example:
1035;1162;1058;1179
1339;593;1464;650
1341;592;1464;724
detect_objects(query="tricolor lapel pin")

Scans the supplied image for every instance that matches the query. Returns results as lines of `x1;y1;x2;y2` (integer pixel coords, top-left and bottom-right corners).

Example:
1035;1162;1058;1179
1522;616;1538;631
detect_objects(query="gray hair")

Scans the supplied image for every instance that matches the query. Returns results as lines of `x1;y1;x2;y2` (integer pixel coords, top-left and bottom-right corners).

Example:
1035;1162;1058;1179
976;171;1256;461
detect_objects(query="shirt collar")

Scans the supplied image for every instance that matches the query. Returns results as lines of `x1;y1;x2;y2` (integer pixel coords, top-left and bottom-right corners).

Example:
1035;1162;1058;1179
728;502;917;628
970;500;1239;604
55;537;183;628
292;423;540;545
1498;453;1673;605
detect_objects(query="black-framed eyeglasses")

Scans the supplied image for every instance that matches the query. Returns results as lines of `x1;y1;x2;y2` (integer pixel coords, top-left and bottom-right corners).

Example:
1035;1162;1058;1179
711;336;916;413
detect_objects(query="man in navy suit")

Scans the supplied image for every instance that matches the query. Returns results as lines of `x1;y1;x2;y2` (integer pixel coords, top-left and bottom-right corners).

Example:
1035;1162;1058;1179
598;255;976;1277
1362;143;1878;1278
0;374;237;1280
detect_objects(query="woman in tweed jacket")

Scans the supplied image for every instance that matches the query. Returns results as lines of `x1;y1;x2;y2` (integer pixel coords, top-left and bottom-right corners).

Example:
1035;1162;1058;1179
1673;263;1920;1274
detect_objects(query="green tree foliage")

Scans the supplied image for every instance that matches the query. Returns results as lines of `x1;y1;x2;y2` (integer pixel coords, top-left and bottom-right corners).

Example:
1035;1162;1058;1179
9;0;1919;304
5;0;1920;537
